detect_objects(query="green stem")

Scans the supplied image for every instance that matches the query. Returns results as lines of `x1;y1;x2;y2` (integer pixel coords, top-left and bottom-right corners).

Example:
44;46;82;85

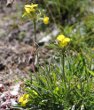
62;50;65;79
62;49;66;87
33;19;39;70
33;19;36;43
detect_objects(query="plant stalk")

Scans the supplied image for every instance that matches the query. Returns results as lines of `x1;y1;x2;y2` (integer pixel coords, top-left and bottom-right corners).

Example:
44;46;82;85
62;49;66;87
62;50;65;79
33;19;37;44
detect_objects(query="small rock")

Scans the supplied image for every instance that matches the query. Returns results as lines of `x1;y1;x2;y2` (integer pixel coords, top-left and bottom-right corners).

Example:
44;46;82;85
0;64;5;71
0;84;5;92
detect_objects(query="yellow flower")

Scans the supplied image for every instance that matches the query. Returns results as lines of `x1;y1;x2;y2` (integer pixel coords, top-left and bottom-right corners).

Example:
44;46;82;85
23;94;29;99
25;5;32;13
62;38;70;46
57;34;65;41
57;34;70;47
18;94;29;107
43;16;49;24
18;96;24;103
21;99;28;107
24;3;38;14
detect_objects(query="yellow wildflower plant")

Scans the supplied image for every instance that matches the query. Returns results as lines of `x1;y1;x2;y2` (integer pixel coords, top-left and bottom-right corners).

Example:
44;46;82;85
57;34;70;48
23;3;49;25
18;94;29;107
23;3;49;43
43;16;49;24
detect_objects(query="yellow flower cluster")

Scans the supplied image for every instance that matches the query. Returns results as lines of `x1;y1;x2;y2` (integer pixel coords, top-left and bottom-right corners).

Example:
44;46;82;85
24;3;38;14
57;34;70;48
43;16;49;25
23;3;49;25
18;94;29;107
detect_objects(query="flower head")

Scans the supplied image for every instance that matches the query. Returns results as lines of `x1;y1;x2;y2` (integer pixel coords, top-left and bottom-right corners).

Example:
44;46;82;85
21;99;28;107
57;35;65;41
18;96;24;103
57;34;70;48
24;3;38;14
43;16;49;24
18;94;29;107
